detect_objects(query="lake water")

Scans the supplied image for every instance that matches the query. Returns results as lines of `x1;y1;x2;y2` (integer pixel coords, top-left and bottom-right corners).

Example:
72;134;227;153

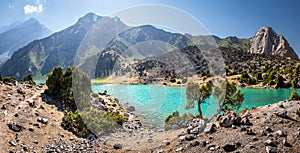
92;84;300;128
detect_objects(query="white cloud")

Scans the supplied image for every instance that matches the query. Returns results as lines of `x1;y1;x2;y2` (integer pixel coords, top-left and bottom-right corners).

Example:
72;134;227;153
24;4;43;14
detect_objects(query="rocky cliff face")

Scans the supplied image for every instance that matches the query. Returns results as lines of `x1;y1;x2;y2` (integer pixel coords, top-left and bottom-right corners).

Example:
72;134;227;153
250;27;298;60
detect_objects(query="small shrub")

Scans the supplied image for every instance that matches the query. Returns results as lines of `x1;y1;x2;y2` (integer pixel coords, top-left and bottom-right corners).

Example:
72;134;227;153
107;111;125;126
290;91;300;100
3;76;16;83
169;77;176;83
0;74;3;81
164;111;194;131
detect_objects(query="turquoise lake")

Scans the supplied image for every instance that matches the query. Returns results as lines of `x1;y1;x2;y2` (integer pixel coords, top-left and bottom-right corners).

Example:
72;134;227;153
92;84;300;128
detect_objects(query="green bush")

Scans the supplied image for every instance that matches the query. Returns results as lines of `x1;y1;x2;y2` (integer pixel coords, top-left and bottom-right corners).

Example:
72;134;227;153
3;76;16;83
255;72;263;80
164;111;194;131
241;71;250;79
275;75;284;88
291;78;298;88
62;110;91;137
290;91;300;100
169;77;176;83
80;109;123;134
107;111;125;126
23;74;36;85
0;74;2;81
247;78;257;85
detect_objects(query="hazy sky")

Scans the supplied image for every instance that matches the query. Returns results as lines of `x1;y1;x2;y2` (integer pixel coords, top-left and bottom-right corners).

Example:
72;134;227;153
1;0;300;54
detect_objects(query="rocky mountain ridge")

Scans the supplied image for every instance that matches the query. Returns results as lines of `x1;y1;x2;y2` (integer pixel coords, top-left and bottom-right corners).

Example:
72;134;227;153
0;13;298;80
0;18;52;65
250;26;298;60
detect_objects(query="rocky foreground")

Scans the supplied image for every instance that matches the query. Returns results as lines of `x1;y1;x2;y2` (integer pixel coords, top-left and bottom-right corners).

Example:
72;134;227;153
1;82;300;153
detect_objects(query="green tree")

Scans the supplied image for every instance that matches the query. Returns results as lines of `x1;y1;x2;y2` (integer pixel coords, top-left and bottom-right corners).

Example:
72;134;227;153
291;78;298;88
45;66;91;111
255;72;263;80
23;74;36;85
290;91;300;100
213;80;244;112
275;75;284;88
185;81;212;119
0;74;2;81
46;66;64;97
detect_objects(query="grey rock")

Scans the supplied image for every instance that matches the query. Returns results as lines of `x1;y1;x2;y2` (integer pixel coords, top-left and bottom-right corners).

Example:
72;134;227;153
1;104;6;110
190;140;200;147
266;146;277;153
8;123;24;132
27;100;35;107
275;130;286;137
9;141;16;146
246;129;255;135
274;110;287;118
204;123;216;134
126;106;135;112
222;142;236;152
266;126;273;132
283;139;292;147
176;147;183;152
69;136;74;141
113;143;122;149
37;117;48;124
17;86;25;94
265;139;277;147
185;134;196;141
220;116;234;127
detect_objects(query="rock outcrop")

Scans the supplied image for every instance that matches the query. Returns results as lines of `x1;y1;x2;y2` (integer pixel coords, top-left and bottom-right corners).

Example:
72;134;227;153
250;27;299;60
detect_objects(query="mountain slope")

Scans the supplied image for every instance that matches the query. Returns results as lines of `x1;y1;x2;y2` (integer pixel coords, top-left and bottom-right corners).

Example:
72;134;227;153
93;25;192;78
0;13;128;80
0;18;52;65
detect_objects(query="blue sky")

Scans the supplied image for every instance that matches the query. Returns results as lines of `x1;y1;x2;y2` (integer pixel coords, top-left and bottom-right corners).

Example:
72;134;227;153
1;0;300;54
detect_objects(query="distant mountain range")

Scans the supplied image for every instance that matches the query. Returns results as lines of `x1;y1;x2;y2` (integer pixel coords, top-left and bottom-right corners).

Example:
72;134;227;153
0;18;52;66
0;12;298;80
